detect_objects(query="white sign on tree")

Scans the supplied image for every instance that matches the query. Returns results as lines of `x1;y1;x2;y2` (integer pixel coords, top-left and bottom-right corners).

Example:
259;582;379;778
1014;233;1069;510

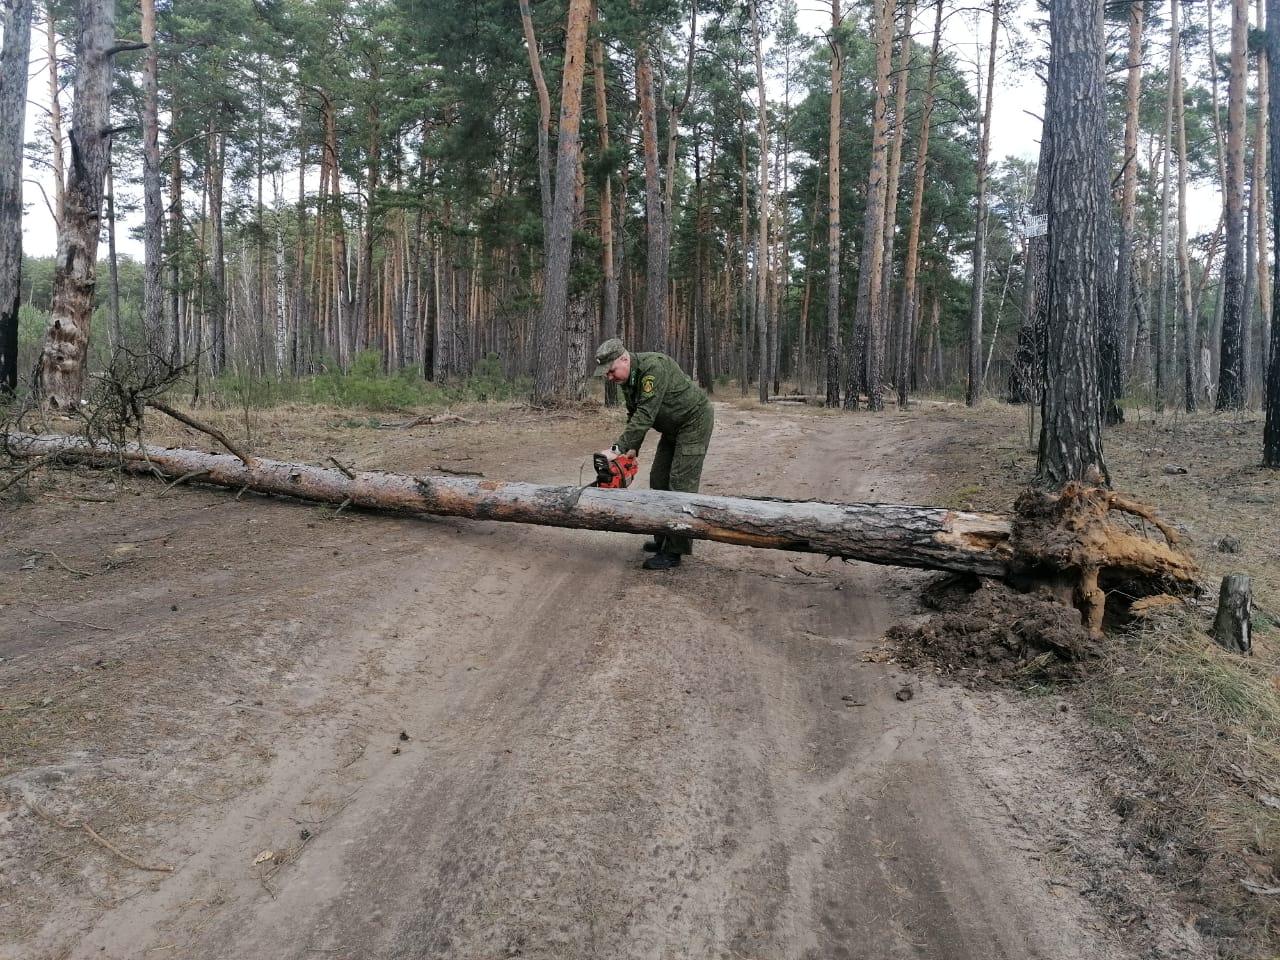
1022;213;1048;239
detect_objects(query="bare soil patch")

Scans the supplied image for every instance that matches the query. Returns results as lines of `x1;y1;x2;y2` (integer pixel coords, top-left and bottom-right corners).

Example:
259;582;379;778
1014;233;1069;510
0;395;1232;960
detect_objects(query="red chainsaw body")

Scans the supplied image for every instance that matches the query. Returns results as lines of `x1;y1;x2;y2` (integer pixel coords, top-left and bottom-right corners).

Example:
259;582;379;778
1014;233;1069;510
593;452;638;489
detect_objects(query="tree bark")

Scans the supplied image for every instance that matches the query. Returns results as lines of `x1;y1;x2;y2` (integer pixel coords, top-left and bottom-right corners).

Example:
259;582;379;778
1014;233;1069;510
0;0;34;395
44;10;65;226
590;10;619;406
534;0;592;401
898;0;943;409
274;184;287;377
1212;573;1252;654
356;52;381;360
38;0;117;410
1173;0;1198;413
105;160;121;347
1036;0;1109;487
140;0;163;356
1115;0;1145;389
846;0;893;411
1218;0;1249;410
968;0;999;407
1256;0;1271;398
1155;7;1177;407
825;0;844;407
6;432;1017;577
750;0;770;403
881;0;913;400
209;127;227;374
1266;0;1280;466
518;0;553;232
169;134;184;364
637;41;667;352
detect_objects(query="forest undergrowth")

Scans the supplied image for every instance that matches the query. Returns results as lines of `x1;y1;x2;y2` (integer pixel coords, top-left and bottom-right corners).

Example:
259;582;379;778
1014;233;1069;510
909;399;1280;957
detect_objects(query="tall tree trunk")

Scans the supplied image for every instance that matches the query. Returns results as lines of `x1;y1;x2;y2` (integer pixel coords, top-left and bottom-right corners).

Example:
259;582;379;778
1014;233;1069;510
105;159;121;347
1116;0;1145;382
825;0;844;407
637;41;667;352
1219;0;1249;410
357;54;381;361
880;0;913;399
846;0;893;411
292;129;308;374
898;0;943;408
534;0;592;400
518;0;552;232
1259;0;1273;392
1265;0;1280;465
1036;0;1109;486
169;139;184;364
140;0;164;355
1174;0;1198;413
1245;155;1259;404
968;0;999;407
663;1;697;353
209;127;227;375
1249;0;1271;404
44;10;65;225
38;0;118;410
1156;6;1176;407
274;181;287;377
0;0;34;395
590;9;619;405
694;132;715;391
739;93;750;394
321;94;352;368
751;0;770;402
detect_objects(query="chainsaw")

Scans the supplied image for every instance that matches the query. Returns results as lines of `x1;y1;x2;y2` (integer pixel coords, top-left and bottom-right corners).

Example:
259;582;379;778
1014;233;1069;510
593;451;638;489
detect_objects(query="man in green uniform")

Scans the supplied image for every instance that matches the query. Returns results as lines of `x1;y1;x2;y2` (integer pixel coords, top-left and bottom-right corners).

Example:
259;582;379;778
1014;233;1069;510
593;338;714;570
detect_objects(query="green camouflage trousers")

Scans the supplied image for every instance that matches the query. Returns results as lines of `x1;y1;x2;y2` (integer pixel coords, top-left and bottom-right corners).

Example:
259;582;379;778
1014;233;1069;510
649;402;714;555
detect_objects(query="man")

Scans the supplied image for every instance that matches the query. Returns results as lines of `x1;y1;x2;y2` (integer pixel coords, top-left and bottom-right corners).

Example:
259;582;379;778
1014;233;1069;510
594;338;714;570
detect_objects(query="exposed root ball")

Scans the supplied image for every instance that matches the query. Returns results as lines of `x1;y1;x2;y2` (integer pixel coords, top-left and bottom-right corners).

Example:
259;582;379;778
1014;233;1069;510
1011;483;1199;636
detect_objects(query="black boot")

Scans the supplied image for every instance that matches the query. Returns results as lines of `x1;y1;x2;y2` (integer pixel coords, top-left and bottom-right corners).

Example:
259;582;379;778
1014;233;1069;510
642;552;681;571
642;539;662;552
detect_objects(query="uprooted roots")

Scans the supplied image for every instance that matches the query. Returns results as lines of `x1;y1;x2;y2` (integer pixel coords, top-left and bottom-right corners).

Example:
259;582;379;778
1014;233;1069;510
892;484;1201;680
1010;483;1199;637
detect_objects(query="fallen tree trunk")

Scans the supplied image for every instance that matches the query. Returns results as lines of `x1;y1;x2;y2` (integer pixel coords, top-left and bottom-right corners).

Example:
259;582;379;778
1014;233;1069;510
5;431;1014;577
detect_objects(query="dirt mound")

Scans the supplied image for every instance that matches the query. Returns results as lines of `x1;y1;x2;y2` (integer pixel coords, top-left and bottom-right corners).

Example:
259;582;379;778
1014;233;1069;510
890;576;1100;684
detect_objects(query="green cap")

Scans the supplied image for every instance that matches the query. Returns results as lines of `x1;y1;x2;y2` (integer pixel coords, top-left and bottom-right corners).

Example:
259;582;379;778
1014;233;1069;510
593;338;626;376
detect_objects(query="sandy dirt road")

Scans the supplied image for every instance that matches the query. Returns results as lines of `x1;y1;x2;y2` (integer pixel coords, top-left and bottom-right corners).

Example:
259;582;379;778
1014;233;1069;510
1;403;1199;959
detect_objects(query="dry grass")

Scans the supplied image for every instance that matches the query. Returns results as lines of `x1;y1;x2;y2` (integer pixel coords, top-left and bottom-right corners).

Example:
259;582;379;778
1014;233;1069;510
912;398;1280;956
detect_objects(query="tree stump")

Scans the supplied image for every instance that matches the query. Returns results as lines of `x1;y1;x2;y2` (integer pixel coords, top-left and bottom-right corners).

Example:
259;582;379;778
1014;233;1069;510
1212;573;1252;655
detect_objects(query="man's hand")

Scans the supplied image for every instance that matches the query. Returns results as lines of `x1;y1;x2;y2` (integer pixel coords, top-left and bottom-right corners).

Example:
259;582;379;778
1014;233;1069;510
598;446;637;461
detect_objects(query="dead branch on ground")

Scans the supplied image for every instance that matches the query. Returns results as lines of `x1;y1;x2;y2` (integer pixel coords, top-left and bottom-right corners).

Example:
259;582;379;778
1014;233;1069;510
26;799;175;873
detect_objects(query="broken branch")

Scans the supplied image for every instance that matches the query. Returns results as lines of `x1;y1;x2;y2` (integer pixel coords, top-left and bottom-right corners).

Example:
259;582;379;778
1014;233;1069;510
146;400;253;465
